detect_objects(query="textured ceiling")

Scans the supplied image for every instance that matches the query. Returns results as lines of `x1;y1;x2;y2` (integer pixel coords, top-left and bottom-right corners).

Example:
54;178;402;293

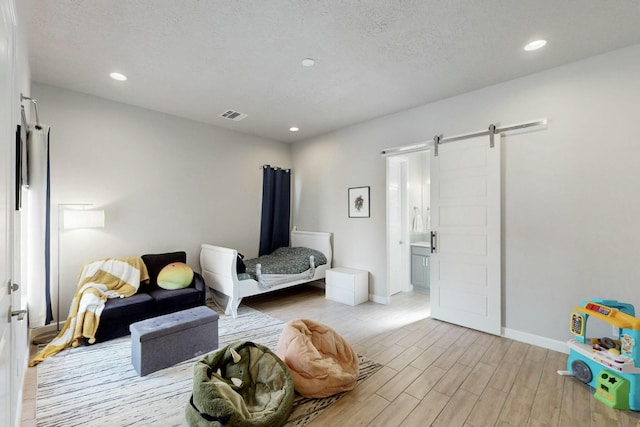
29;0;640;143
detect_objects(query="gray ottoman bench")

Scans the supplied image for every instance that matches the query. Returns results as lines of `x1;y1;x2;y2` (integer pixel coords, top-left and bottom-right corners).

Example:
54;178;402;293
130;306;219;376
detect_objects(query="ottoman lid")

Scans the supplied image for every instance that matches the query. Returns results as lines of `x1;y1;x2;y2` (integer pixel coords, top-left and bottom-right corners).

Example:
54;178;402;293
130;306;219;341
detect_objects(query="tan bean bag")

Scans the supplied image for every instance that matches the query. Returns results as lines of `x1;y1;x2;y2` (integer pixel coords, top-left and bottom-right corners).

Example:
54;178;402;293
276;319;359;398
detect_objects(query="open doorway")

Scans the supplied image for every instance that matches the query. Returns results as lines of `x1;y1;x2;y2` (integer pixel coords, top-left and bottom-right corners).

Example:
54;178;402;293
386;150;431;300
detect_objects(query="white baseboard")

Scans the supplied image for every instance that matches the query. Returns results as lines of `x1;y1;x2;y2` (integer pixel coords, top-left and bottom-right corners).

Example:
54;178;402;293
502;327;569;354
30;324;62;345
370;294;389;304
32;323;57;336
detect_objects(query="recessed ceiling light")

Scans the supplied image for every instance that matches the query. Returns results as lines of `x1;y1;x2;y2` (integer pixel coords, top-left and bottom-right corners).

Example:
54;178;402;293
109;72;127;81
301;58;315;67
524;40;547;51
289;127;299;132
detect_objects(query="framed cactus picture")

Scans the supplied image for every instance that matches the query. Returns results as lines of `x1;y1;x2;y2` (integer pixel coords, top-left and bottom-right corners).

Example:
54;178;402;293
348;186;370;218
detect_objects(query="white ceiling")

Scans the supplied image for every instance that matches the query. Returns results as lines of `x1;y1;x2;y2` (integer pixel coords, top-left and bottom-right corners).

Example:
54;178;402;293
28;1;640;143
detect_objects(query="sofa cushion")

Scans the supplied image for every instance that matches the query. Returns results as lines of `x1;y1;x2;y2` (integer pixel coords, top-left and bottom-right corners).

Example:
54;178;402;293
101;293;155;321
149;287;200;313
141;251;187;287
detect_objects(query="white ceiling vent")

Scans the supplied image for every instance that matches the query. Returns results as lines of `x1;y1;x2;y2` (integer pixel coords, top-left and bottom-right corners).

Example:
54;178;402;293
219;109;248;121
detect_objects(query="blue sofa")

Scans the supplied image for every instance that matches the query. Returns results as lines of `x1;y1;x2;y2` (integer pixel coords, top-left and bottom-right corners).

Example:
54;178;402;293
94;251;207;342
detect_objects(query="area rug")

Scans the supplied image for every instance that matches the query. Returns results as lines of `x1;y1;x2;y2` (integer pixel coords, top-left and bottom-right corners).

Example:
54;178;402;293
35;303;382;427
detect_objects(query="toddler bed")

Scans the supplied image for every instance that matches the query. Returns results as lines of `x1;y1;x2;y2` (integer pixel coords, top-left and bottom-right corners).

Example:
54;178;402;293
200;229;332;318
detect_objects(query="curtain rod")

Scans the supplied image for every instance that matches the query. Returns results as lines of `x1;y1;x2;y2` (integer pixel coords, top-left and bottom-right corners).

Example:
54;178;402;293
259;164;292;172
20;93;42;129
380;118;547;156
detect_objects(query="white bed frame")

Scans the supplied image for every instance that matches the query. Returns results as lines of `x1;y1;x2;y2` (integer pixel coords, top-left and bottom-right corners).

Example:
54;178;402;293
200;229;332;318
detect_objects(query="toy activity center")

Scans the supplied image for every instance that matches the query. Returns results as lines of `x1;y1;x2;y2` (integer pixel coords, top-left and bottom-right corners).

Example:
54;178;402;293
566;299;640;410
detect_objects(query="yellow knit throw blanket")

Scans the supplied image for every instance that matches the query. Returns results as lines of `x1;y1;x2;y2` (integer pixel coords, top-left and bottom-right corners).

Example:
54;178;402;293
29;257;149;366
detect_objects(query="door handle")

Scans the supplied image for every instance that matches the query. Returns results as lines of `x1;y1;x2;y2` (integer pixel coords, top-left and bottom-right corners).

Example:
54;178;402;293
10;308;27;322
430;231;437;253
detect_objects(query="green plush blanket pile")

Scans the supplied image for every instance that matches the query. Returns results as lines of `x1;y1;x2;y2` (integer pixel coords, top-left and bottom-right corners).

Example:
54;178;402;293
244;247;327;276
186;341;294;427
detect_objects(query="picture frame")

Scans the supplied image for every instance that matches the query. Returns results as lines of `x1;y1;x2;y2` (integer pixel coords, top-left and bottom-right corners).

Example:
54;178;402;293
348;186;370;218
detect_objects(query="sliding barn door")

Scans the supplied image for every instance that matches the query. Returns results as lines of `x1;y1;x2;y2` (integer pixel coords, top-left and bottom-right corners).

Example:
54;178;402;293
429;135;501;335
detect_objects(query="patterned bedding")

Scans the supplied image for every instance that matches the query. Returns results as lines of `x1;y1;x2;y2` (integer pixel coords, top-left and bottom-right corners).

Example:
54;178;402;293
241;247;327;281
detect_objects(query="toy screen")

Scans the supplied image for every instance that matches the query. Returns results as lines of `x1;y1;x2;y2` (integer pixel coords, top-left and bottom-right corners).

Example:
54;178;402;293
586;316;621;347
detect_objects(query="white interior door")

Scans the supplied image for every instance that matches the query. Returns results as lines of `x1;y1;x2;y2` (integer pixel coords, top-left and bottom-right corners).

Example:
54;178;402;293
386;157;409;297
0;1;14;424
430;134;501;335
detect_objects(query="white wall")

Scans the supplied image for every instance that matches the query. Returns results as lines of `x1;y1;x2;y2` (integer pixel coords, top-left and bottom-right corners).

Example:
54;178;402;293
292;43;640;344
32;83;291;319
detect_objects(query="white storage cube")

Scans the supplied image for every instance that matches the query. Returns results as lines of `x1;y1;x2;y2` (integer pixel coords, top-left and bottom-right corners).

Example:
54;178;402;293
325;267;368;306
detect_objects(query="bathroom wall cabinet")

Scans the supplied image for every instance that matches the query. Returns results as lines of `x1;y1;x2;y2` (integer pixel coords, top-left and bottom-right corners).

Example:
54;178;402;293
411;244;430;291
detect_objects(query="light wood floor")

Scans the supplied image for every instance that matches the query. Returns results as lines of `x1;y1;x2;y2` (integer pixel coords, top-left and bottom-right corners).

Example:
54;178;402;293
21;283;640;426
245;284;640;427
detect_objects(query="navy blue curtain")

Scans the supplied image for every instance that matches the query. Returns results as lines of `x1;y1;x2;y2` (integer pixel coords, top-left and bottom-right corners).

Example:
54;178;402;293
258;166;291;256
45;128;52;323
